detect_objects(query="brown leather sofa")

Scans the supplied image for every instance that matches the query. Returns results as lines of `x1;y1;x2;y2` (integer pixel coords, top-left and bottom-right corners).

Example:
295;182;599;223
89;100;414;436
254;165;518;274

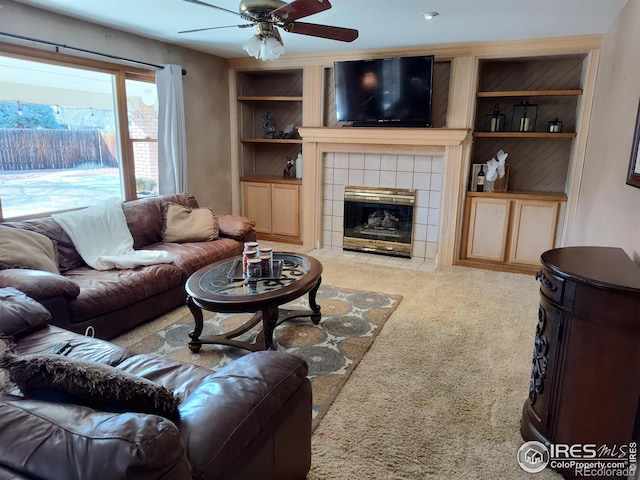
0;194;256;339
0;288;312;480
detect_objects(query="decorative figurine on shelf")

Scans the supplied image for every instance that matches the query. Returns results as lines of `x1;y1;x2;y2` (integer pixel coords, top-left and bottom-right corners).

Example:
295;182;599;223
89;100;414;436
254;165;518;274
263;112;276;139
278;123;296;139
283;156;295;178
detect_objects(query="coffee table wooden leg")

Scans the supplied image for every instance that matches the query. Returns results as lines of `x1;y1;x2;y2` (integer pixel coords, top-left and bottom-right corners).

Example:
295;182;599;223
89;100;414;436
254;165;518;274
261;305;280;351
309;276;322;324
187;295;203;352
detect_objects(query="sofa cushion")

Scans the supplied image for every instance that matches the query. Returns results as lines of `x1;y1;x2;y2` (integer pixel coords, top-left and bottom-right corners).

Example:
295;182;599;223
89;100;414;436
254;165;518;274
0;351;181;418
123;194;199;248
63;263;183;323
162;203;219;243
14;325;130;366
0;288;51;339
0;226;59;274
218;214;257;240
144;238;245;279
115;354;216;402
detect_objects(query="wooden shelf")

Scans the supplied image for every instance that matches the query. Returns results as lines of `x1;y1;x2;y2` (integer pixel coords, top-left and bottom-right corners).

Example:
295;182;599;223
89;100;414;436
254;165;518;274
237;95;303;102
473;132;576;139
476;89;583;98
241;138;302;144
241;175;301;185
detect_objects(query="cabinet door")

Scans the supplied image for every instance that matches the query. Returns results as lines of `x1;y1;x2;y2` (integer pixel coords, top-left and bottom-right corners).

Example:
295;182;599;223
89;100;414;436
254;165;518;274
465;197;511;261
508;200;559;265
242;182;272;234
525;296;565;438
271;183;300;237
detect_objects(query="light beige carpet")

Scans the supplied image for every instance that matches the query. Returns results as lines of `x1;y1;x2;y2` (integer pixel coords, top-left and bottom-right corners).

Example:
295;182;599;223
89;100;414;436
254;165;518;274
304;257;561;480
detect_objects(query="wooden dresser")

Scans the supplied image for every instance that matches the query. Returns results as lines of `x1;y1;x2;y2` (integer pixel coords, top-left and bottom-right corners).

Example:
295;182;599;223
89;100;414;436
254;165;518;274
521;246;640;478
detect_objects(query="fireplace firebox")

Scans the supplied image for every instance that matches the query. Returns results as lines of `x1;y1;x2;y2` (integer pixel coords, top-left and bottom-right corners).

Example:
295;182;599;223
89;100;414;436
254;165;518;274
343;186;416;257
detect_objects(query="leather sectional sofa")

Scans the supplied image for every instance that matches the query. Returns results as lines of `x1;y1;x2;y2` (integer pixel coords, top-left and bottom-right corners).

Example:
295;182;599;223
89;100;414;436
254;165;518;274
0;288;312;480
0;194;256;339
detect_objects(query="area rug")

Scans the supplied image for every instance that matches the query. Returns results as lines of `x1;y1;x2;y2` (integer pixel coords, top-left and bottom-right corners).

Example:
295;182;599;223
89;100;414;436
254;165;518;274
113;284;401;430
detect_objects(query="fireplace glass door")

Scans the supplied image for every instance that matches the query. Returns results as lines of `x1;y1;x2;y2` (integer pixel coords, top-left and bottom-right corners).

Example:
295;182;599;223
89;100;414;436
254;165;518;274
343;186;416;257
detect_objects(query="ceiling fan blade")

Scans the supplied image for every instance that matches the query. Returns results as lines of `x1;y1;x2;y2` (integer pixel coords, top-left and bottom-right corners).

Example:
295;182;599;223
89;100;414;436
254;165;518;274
179;24;253;34
283;21;358;42
271;0;332;22
182;0;244;18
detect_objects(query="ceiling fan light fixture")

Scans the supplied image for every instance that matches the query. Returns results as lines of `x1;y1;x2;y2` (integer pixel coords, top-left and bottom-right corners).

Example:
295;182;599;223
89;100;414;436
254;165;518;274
243;30;285;61
242;34;263;58
264;35;285;59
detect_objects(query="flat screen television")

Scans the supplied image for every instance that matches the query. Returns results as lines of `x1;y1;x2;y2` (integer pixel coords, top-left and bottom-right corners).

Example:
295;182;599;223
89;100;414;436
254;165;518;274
334;55;434;127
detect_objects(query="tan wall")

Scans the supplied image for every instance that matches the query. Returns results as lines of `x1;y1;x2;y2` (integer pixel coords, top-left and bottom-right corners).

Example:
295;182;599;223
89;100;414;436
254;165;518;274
0;0;233;212
571;0;640;263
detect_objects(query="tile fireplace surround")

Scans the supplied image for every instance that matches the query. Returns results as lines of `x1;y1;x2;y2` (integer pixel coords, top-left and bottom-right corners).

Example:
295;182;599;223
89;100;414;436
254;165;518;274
323;152;443;261
298;127;470;266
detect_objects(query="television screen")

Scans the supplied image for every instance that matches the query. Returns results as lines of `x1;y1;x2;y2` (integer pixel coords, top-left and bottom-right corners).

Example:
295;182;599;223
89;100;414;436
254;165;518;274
334;55;434;127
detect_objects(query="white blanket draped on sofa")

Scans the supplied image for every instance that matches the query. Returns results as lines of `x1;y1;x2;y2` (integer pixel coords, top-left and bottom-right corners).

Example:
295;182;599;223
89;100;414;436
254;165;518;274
53;198;174;270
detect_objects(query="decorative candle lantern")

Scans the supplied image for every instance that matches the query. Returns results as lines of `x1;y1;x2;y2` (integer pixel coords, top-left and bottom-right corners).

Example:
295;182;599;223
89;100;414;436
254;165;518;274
512;101;538;132
486;106;506;132
547;117;563;133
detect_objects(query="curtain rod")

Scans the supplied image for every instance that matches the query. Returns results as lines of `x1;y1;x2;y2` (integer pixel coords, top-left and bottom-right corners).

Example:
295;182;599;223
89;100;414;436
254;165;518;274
0;32;187;75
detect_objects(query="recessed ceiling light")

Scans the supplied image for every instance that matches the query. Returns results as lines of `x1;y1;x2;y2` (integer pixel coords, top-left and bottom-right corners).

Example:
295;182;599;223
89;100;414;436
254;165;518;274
423;12;439;20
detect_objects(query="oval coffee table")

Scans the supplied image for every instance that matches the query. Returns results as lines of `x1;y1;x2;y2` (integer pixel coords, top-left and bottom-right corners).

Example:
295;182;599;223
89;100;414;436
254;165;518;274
185;252;323;352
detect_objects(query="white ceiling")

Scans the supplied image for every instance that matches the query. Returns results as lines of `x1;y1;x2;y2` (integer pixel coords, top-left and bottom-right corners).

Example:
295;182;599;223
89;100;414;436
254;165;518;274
11;0;628;59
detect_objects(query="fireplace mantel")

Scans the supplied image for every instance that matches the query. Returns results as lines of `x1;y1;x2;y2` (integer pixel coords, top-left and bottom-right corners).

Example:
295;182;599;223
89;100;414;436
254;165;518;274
298;127;470;265
298;127;468;147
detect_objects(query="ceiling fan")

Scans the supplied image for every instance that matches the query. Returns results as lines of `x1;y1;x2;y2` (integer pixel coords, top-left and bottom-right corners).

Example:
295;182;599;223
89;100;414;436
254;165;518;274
179;0;359;60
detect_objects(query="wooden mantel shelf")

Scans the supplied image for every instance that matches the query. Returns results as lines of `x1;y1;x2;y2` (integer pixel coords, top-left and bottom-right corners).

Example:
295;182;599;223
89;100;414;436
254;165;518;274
297;127;470;146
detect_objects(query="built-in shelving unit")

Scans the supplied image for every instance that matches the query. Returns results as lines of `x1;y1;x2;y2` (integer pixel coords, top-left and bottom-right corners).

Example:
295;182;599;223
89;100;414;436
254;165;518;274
469;56;586;193
459;55;587;272
236;69;303;178
235;69;303;245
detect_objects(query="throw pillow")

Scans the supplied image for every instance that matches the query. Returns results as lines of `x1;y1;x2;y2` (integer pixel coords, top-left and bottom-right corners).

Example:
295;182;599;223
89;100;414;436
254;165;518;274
217;214;257;240
0;226;59;274
0;351;181;419
162;203;219;243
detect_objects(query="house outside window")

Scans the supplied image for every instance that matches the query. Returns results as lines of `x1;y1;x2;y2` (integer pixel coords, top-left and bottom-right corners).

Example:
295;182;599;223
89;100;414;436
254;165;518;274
0;51;158;220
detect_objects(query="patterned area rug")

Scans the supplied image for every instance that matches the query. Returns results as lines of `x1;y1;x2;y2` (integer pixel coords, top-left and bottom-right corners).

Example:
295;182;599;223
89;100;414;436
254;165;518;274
120;285;401;430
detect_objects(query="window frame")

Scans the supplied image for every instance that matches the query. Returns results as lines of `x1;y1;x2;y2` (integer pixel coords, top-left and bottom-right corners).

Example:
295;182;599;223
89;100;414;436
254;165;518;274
0;41;156;221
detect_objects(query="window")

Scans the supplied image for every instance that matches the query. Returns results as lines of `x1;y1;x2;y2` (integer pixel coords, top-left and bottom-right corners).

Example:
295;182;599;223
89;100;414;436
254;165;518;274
126;79;159;196
0;48;158;220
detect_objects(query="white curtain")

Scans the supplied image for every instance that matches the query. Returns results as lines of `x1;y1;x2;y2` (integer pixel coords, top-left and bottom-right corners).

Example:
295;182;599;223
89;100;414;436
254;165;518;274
156;64;187;194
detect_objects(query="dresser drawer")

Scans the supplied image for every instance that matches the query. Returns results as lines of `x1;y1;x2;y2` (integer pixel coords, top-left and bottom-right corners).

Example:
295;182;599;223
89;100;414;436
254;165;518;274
536;269;565;305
